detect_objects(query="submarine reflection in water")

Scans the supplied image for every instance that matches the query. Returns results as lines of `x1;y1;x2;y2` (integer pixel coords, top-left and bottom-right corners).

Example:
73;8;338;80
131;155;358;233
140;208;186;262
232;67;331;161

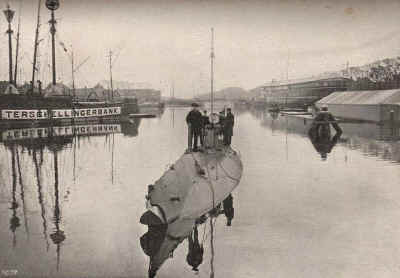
140;194;235;278
0;119;141;271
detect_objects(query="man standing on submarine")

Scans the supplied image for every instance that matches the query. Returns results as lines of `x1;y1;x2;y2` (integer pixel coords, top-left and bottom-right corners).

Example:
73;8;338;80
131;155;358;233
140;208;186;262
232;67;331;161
186;103;203;152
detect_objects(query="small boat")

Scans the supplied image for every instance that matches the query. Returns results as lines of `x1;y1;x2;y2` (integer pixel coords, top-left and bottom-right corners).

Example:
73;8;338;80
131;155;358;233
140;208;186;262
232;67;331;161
139;28;243;277
268;106;280;113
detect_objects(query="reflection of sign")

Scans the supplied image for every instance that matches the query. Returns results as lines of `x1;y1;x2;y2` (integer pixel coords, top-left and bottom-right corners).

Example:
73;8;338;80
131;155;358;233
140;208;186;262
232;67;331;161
2;124;122;141
46;0;60;11
2;127;49;141
1;107;121;120
52;124;121;136
2;110;49;120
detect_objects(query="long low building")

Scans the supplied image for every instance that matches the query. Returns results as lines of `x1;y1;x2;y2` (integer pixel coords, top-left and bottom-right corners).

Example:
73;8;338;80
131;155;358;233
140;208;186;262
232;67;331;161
317;89;400;122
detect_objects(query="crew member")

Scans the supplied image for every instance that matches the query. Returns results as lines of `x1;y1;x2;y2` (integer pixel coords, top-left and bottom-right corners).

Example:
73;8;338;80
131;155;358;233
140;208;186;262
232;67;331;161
217;110;226;142
186;226;204;273
201;110;210;147
186;103;203;152
218;110;225;124
223;108;235;146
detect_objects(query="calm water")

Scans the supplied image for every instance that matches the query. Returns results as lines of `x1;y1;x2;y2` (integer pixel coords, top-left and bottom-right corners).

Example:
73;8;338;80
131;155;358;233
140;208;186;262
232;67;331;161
1;106;400;278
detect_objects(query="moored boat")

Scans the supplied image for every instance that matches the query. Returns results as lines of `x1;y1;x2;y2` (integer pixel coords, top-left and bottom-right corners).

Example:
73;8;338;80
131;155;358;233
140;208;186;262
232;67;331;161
0;1;138;127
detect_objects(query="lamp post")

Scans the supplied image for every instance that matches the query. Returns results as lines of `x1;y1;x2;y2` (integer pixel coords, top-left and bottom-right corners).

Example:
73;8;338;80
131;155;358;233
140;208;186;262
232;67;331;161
3;4;15;84
46;0;60;86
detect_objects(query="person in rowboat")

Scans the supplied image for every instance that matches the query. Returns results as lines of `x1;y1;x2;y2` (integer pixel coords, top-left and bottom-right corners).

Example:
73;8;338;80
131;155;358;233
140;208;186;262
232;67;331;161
311;105;342;136
309;105;342;161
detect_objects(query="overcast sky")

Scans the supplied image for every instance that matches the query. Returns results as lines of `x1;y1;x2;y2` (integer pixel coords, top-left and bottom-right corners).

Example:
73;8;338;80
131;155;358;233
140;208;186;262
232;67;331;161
1;0;400;97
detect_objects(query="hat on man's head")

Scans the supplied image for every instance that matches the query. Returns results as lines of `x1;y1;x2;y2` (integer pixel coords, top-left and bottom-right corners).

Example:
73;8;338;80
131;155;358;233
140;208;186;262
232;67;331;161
191;103;199;107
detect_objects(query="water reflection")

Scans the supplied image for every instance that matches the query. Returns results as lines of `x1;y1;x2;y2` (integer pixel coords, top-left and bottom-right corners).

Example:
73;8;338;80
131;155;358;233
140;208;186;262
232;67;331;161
0;119;141;271
140;193;235;277
9;145;20;248
15;147;30;244
308;129;341;161
186;225;204;272
32;148;50;251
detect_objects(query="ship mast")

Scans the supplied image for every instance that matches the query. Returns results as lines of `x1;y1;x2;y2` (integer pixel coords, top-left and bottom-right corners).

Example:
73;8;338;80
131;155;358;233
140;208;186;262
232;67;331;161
14;1;22;85
210;28;215;117
71;48;75;96
109;50;114;100
3;4;15;85
69;49;90;98
46;0;60;86
31;0;42;94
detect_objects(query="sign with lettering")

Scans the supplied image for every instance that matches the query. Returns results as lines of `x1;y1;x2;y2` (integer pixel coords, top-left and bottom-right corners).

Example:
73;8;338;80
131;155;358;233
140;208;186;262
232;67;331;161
2;109;49;120
1;107;121;120
52;107;121;119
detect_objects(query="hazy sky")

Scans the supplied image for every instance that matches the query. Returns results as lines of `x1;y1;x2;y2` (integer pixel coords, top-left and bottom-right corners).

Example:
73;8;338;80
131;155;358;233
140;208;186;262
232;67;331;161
1;0;400;97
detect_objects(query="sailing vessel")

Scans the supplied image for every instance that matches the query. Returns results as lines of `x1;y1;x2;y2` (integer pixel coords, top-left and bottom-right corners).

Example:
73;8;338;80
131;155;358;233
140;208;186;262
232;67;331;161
0;0;138;126
139;28;243;277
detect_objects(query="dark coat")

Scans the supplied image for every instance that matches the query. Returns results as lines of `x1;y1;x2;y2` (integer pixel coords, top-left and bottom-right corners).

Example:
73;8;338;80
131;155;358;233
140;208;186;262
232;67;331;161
202;115;210;127
186;110;203;131
224;112;234;136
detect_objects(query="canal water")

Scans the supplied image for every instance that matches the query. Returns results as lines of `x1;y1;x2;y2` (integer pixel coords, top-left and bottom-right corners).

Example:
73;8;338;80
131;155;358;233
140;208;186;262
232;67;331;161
1;106;400;278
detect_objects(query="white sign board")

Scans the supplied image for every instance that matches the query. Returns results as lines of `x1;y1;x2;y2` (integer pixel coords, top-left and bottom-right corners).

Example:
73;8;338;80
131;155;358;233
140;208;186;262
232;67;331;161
1;107;122;120
2;109;49;120
51;107;121;119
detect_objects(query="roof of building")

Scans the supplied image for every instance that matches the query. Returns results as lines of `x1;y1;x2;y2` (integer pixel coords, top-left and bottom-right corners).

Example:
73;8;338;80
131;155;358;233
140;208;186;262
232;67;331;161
317;89;400;105
262;73;349;88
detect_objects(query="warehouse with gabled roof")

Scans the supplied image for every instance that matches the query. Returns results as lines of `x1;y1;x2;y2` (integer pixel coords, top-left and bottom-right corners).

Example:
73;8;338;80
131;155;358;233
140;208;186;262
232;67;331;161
317;89;400;122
